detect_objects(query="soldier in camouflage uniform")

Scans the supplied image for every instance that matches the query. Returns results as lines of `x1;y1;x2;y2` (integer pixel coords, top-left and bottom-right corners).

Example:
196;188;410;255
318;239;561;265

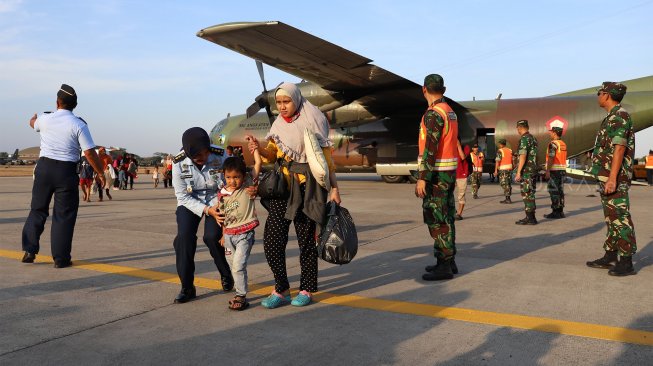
470;144;484;199
415;74;458;281
544;127;566;219
586;82;637;276
514;119;538;225
494;139;512;204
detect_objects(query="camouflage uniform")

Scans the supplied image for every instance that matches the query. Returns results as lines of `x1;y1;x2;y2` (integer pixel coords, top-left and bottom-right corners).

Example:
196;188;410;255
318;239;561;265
518;132;538;213
495;148;512;197
591;104;637;256
547;141;565;211
470;152;483;197
418;101;456;260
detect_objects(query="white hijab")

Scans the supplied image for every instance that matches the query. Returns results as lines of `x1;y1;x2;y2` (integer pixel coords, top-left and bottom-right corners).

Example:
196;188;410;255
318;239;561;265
265;82;332;163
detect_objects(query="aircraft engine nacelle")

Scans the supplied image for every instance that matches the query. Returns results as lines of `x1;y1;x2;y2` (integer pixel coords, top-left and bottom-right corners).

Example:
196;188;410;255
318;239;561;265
266;82;348;114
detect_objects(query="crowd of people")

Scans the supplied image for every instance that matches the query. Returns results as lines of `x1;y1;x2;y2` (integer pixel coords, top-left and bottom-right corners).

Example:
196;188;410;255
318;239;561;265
19;74;640;308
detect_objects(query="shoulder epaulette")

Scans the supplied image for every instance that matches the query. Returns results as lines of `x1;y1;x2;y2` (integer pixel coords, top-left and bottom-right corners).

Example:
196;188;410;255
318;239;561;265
210;144;224;156
77;117;87;125
173;150;186;163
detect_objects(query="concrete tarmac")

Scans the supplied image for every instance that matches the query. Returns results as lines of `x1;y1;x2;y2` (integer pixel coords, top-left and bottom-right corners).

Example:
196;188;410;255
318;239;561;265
1;175;652;365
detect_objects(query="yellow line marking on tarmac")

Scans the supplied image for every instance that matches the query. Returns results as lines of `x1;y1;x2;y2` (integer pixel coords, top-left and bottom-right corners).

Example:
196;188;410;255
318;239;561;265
2;249;652;347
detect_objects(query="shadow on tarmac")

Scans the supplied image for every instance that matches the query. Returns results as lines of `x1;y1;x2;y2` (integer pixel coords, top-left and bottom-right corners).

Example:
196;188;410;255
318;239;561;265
610;313;653;364
439;325;562;365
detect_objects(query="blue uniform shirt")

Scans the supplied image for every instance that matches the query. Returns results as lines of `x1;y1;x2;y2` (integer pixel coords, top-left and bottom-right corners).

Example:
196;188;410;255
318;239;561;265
34;109;96;162
172;147;225;217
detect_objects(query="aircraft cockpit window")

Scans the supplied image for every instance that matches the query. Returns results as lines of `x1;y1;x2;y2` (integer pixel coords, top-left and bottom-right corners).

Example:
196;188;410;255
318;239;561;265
212;118;228;134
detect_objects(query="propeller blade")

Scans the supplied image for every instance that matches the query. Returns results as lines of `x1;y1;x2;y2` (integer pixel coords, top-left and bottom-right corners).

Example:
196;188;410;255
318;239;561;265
246;100;262;119
256;60;267;92
265;104;275;123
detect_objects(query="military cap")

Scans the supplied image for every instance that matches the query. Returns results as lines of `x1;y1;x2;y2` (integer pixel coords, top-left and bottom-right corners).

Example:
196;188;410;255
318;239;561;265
597;81;627;98
57;84;77;105
550;126;563;135
497;138;507;145
424;74;445;92
516;119;529;128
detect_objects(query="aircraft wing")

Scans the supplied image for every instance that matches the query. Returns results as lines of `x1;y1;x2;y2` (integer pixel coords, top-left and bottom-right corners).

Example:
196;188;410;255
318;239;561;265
197;21;425;115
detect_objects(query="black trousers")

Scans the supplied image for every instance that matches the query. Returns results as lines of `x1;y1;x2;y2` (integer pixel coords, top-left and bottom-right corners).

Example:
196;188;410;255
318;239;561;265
647;169;653;185
263;196;318;293
173;205;231;289
22;157;79;261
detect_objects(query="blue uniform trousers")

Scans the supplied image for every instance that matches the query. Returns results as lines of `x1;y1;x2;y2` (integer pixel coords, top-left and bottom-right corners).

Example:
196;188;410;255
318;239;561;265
174;205;231;289
22;157;79;262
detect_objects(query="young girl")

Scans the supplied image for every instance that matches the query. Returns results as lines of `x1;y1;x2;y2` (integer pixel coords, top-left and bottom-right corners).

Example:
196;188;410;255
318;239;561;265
216;144;261;311
153;165;160;188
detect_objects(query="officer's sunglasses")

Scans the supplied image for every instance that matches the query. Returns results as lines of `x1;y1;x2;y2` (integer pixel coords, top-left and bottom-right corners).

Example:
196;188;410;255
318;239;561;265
597;91;608;96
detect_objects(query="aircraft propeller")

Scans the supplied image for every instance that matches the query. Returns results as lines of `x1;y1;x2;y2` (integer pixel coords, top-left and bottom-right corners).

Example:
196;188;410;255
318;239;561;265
245;60;275;123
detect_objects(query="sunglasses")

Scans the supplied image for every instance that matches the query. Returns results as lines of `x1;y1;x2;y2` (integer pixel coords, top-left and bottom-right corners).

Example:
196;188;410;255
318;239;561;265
597;91;608;96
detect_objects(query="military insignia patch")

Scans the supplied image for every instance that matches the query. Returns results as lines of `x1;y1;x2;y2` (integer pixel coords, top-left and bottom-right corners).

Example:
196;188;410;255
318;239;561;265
173;151;186;163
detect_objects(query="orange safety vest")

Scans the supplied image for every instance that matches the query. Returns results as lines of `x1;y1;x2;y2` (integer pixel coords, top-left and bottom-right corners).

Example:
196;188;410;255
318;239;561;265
646;155;653;169
418;101;459;171
497;147;513;170
546;139;567;171
471;152;484;172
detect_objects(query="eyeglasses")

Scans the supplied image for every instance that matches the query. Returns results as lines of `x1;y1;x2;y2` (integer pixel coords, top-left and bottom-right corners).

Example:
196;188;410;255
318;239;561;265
597;91;607;96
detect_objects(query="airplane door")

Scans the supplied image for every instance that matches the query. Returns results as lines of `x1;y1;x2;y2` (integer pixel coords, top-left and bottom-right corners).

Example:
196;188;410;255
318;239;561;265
477;128;495;173
476;128;496;160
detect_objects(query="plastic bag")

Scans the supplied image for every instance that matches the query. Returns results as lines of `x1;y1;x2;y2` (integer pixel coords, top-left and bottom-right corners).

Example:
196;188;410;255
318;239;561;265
317;202;358;264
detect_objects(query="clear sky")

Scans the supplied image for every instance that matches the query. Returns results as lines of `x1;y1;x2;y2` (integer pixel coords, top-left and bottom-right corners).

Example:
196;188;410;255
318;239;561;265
1;0;652;157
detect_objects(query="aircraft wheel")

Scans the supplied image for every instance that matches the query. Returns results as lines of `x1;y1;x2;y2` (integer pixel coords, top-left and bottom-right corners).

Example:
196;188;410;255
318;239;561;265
381;175;407;183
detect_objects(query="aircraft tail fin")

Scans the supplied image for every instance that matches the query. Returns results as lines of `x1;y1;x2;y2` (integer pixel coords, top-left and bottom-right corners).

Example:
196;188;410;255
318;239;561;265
12;149;19;158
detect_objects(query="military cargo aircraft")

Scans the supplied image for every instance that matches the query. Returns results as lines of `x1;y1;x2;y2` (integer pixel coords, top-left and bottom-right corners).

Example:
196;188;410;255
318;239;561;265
197;21;653;183
5;149;25;165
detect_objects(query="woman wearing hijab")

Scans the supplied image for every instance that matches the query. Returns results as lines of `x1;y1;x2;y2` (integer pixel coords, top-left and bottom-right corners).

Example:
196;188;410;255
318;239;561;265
247;82;341;309
171;127;233;303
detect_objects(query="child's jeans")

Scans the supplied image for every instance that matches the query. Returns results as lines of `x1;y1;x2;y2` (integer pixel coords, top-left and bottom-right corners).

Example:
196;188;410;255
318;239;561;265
224;230;255;296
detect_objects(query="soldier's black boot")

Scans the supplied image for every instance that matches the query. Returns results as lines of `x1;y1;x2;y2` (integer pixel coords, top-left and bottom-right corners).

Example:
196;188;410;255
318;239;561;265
608;256;636;276
586;250;618;269
558;209;566;218
515;212;537;225
526;212;538;225
500;196;512;204
422;258;454;281
425;258;458;274
544;210;561;219
174;286;197;304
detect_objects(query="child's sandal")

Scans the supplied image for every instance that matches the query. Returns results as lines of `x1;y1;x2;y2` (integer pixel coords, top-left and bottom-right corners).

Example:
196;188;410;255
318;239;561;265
228;295;249;311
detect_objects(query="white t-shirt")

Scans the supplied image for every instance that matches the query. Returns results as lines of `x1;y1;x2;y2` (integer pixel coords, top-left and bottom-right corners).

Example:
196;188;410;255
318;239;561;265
35;109;95;162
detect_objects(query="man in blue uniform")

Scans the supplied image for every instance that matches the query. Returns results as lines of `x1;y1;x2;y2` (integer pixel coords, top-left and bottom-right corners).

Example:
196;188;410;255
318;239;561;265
21;84;105;268
172;127;234;303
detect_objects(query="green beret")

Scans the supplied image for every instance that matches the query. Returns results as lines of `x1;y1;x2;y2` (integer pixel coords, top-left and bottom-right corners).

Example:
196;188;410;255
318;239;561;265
598;81;627;98
516;119;529;128
497;139;507;145
424;74;445;92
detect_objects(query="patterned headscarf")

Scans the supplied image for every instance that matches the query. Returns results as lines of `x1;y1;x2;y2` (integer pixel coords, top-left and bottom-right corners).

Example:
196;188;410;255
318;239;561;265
265;82;332;163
